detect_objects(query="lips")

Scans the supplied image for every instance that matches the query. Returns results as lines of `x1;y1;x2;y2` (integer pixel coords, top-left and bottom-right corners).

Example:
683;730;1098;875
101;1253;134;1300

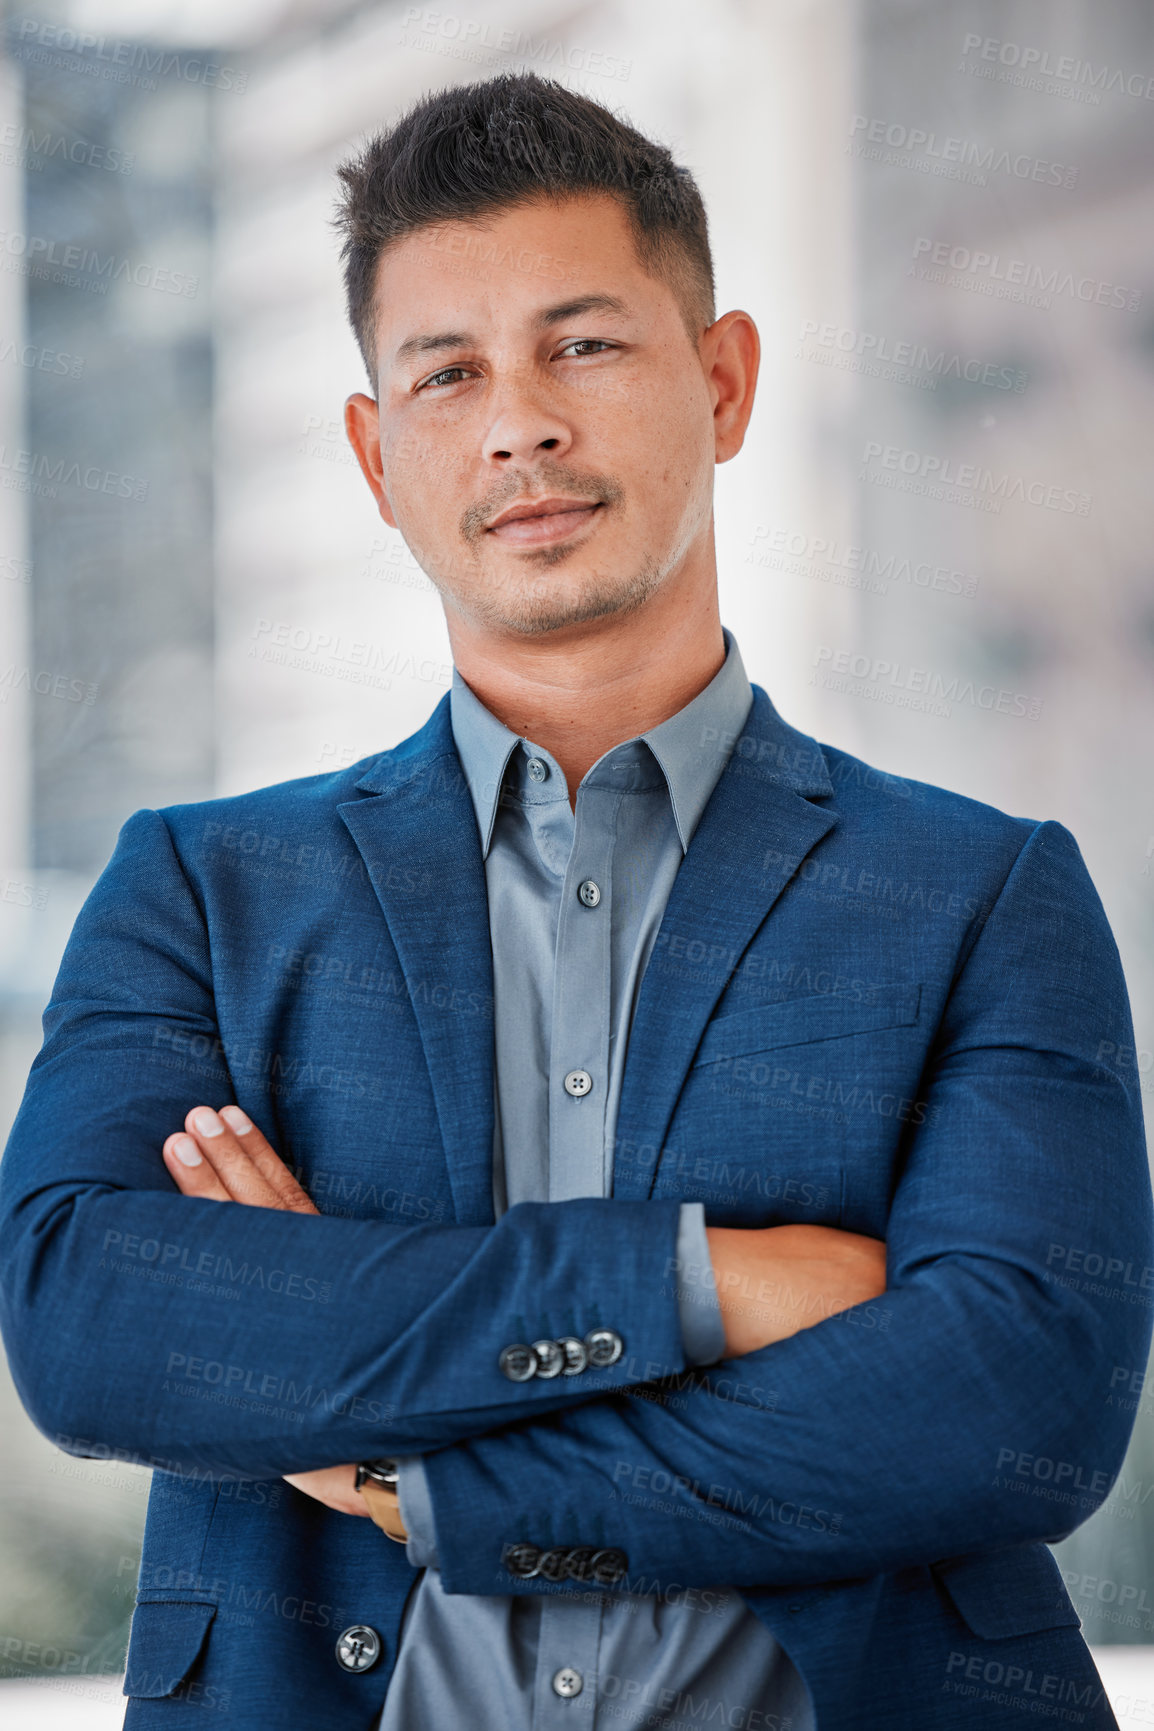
486;497;602;530
484;497;604;546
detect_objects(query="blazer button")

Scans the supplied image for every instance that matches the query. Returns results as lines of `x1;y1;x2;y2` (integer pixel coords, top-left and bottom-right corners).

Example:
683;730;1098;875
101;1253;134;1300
334;1625;381;1672
584;1328;624;1368
531;1339;565;1379
590;1548;628;1585
559;1336;588;1375
565;1547;597;1581
536;1547;571;1582
499;1343;538;1382
502;1542;541;1578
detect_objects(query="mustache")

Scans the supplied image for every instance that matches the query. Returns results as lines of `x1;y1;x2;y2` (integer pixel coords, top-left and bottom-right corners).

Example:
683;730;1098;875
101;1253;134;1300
460;467;624;542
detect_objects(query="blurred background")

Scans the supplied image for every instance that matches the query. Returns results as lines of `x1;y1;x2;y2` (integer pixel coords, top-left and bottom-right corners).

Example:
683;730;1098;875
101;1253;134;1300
0;0;1153;1722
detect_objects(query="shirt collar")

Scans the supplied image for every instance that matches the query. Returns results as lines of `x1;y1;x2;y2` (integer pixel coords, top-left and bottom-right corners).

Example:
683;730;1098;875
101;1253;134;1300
450;626;754;859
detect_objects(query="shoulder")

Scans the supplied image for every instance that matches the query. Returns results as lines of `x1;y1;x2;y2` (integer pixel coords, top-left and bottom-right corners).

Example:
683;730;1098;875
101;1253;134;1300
820;740;1039;841
812;741;1060;898
151;755;391;847
148;695;456;849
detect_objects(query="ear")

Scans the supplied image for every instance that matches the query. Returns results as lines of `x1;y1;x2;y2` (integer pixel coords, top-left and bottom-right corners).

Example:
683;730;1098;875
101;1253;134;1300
344;392;398;528
700;310;761;464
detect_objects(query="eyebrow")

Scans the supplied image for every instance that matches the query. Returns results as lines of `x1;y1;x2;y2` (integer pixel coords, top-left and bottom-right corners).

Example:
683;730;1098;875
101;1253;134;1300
392;293;633;367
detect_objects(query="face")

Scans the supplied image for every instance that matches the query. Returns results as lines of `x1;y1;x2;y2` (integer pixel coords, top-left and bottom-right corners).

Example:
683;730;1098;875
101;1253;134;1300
345;193;756;642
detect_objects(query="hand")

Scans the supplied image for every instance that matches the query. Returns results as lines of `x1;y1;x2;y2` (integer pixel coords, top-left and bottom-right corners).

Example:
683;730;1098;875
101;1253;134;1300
162;1104;321;1214
705;1223;887;1357
162;1104;380;1525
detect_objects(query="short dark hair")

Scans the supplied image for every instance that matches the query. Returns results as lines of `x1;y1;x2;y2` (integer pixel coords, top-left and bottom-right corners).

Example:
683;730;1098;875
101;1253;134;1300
332;72;716;387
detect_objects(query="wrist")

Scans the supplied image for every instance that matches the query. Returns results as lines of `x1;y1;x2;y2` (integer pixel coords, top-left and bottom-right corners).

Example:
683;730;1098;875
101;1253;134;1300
355;1459;408;1542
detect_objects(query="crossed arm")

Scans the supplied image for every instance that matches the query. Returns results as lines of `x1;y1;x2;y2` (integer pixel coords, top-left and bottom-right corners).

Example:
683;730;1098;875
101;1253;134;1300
158;1102;888;1530
0;808;1149;1595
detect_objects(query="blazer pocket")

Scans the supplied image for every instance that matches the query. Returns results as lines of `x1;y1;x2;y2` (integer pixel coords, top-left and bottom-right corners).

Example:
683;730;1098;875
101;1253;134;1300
932;1546;1082;1639
122;1599;217;1698
692;982;922;1067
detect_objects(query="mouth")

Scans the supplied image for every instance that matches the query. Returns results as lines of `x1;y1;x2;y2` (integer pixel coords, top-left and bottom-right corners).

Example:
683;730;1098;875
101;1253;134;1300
485;498;604;546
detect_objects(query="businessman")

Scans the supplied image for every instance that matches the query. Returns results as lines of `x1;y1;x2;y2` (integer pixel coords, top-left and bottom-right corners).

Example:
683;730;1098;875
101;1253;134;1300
1;71;1150;1730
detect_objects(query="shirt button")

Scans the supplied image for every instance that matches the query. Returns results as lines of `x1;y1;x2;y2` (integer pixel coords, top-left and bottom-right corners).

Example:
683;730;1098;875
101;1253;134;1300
578;878;601;908
526;757;548;782
334;1625;381;1672
563;1069;592;1098
552;1667;584;1699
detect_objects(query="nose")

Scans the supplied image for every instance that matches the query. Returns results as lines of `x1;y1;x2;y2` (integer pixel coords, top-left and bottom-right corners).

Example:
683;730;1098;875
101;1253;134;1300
483;369;573;466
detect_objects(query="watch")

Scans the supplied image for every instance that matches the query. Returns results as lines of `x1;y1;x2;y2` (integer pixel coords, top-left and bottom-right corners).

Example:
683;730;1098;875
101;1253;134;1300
355;1458;408;1543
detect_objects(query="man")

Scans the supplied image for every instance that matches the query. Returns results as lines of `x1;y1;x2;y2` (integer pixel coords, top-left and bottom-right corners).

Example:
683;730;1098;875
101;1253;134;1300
0;71;1149;1730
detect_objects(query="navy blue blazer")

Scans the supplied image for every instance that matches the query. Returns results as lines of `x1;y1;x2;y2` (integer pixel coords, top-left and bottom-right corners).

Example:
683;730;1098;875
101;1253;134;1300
0;685;1149;1729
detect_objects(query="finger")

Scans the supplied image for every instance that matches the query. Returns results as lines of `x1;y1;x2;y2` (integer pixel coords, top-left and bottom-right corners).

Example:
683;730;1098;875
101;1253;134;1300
216;1105;319;1215
181;1106;291;1209
283;1465;371;1518
162;1132;236;1203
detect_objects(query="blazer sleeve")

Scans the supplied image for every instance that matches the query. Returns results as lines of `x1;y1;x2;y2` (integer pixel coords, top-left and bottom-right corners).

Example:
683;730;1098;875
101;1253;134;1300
0;807;690;1479
411;819;1154;1593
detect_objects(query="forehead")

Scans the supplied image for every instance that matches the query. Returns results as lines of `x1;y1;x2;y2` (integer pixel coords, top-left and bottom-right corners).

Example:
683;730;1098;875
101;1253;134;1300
372;193;663;358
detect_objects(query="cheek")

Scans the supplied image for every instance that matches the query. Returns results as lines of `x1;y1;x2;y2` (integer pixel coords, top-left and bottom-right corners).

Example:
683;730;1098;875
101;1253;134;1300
384;443;459;532
626;376;712;493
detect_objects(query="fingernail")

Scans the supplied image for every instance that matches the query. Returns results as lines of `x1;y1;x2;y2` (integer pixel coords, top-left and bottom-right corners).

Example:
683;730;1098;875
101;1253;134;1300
171;1135;203;1167
192;1108;224;1137
220;1105;253;1134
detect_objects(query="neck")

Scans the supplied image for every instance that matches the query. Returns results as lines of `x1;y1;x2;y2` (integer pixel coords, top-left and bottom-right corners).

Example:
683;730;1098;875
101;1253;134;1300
446;575;725;803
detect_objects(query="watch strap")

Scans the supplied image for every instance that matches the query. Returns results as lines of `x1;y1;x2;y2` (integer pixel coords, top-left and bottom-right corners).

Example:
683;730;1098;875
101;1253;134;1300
357;1472;408;1542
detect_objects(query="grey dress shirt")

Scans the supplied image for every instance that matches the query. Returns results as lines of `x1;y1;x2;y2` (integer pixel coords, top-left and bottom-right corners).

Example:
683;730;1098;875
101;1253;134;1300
377;628;814;1730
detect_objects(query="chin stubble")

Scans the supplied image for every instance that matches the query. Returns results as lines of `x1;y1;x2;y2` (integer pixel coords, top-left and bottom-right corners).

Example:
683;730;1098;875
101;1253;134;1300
465;550;665;635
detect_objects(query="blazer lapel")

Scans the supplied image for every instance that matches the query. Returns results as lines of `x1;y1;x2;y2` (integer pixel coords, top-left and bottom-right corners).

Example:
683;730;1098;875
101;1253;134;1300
612;686;838;1200
336;696;496;1226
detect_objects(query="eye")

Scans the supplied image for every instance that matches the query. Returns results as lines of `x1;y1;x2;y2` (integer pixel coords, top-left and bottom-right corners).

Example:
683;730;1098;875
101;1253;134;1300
558;340;615;358
416;366;473;391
